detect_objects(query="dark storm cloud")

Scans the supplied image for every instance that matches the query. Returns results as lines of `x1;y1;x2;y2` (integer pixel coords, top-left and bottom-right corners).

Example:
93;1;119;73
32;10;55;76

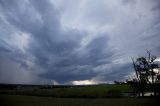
103;63;133;81
39;35;114;82
0;0;115;84
0;0;160;84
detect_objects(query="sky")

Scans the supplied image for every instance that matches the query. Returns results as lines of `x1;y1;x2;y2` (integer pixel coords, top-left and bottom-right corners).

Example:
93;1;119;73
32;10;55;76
0;0;160;85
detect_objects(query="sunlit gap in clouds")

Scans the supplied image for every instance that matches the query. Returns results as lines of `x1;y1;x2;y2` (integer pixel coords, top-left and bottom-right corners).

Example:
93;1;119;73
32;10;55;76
71;80;113;85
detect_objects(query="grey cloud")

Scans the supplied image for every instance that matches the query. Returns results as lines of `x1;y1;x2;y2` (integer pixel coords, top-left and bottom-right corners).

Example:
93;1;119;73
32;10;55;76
38;35;114;82
83;1;115;25
0;0;115;83
0;0;160;84
140;22;160;54
0;56;35;84
122;0;136;6
94;62;133;81
151;0;160;11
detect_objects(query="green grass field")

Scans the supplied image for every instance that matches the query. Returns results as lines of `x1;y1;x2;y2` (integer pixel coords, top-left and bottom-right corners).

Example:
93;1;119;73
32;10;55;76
0;84;133;98
0;94;159;106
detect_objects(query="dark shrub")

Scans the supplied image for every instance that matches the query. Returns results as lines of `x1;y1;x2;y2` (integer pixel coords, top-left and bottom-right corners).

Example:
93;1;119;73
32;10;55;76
106;89;121;98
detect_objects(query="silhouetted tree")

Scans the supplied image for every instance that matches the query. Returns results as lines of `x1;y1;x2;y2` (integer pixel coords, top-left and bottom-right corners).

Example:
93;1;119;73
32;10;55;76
132;50;160;96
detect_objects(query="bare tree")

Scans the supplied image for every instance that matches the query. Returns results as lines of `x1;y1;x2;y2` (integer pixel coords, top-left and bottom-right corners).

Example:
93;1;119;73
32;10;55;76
132;50;159;96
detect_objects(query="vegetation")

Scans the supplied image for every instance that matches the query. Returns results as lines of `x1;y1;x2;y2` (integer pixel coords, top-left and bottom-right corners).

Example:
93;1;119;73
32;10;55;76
0;94;159;106
0;84;133;98
131;50;160;96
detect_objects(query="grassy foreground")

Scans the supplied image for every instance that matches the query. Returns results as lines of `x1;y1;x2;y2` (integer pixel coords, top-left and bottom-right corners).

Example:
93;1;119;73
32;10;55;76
0;84;133;98
0;94;159;106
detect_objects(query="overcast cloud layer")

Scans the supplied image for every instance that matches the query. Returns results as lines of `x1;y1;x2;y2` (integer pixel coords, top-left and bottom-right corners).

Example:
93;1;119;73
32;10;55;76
0;0;160;84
